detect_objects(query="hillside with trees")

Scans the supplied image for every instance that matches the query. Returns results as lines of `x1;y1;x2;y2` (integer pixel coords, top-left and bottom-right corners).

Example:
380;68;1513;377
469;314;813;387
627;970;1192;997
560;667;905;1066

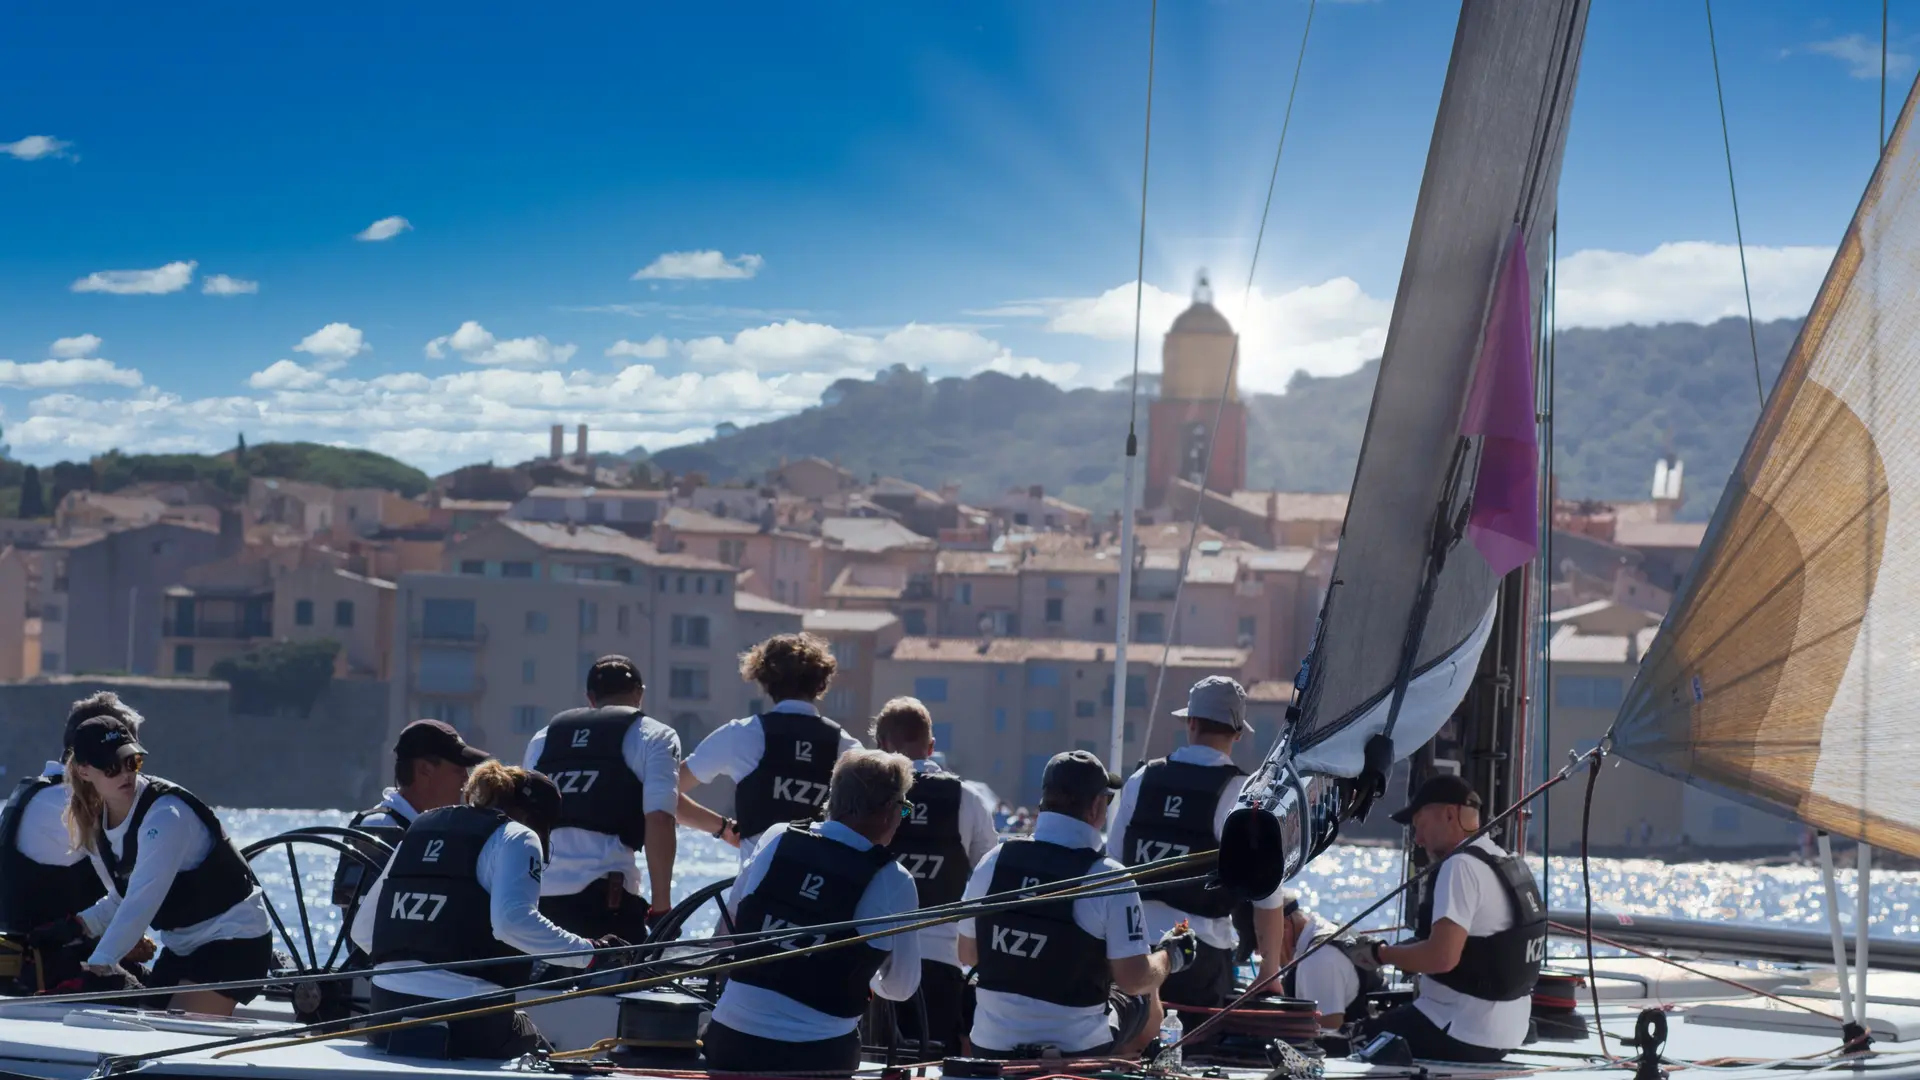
653;317;1802;521
0;440;432;517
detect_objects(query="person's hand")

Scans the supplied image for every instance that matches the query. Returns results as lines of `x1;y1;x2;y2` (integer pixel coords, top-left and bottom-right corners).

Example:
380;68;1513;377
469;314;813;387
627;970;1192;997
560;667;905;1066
1339;936;1386;971
1155;924;1199;975
125;937;158;964
25;916;85;950
717;818;741;849
644;906;679;942
588;934;636;971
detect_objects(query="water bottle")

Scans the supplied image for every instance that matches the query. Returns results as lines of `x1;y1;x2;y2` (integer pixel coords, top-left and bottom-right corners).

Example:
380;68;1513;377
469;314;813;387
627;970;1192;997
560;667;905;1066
1157;1008;1184;1069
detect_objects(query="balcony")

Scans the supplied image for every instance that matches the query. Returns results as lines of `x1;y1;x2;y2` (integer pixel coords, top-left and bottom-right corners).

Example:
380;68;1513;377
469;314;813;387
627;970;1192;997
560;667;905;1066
163;619;271;640
410;672;488;698
409;622;489;645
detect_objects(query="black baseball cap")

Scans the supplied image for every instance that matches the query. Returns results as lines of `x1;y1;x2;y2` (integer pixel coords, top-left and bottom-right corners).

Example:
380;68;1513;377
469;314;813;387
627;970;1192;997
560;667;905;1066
586;655;644;698
1041;749;1123;802
518;770;564;838
1390;774;1483;825
394;719;491;766
69;716;146;771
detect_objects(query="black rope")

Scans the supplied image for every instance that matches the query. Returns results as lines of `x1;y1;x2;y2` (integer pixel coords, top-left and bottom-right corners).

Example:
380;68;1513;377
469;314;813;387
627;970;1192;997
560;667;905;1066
1702;0;1766;408
1581;745;1609;1060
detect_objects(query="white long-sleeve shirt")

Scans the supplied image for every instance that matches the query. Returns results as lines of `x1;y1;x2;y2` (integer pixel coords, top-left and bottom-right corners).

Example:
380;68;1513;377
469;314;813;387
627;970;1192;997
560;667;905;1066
77;777;270;966
1106;744;1286;950
354;789;422;833
353;818;594;1000
710;820;921;1041
909;758;999;970
16;762;84;867
523;712;682;897
684;701;863;863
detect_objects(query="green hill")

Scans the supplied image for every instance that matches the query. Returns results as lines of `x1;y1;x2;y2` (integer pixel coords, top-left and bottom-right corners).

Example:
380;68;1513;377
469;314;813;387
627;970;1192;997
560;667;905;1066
653;317;1802;522
0;440;432;516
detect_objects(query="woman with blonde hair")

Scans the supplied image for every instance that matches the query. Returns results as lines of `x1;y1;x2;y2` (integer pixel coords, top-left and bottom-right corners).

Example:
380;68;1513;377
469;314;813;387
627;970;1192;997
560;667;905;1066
355;761;626;1060
40;714;271;1015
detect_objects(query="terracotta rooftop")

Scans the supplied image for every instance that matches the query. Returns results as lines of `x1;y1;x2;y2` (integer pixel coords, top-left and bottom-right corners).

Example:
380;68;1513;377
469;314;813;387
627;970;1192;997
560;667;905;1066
821;516;935;553
936;550;1022;575
735;590;804;615
888;636;1247;669
1246;680;1297;703
1612;520;1707;550
662;506;762;535
524;486;668;501
1228;490;1350;523
803;609;903;633
495;519;731;570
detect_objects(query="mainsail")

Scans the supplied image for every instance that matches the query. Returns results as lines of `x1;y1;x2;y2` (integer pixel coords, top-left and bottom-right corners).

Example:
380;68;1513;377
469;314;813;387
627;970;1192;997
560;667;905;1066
1286;0;1589;778
1611;76;1920;859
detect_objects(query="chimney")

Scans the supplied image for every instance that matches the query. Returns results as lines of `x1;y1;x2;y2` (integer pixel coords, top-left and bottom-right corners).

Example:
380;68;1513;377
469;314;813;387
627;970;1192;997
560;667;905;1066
576;424;589;463
549;425;564;461
1028;484;1043;500
1267;491;1279;520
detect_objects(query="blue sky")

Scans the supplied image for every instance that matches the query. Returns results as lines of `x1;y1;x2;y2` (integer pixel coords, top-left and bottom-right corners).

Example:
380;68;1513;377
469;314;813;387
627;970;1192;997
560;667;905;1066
0;0;1905;472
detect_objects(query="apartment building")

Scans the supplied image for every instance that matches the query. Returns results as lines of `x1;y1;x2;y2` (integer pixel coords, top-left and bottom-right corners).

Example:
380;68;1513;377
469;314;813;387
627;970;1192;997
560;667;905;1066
332;488;431;540
802;609;905;727
390;519;800;762
654;506;825;609
820;517;939;632
872;637;1252;805
39;521;237;676
770;457;857;500
990;486;1092;533
160;561;396;680
249;478;337;536
1539;600;1800;855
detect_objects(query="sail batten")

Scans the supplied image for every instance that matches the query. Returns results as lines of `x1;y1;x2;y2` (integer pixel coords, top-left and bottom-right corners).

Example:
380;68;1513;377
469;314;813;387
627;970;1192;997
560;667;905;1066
1612;77;1920;858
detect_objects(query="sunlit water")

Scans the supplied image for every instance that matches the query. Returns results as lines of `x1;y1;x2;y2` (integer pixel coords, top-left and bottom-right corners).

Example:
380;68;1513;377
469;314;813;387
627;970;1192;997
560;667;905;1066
223;808;1919;967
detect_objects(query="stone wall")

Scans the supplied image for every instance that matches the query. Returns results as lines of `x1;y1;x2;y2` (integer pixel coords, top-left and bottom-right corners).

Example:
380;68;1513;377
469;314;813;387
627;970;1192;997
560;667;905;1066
0;676;391;811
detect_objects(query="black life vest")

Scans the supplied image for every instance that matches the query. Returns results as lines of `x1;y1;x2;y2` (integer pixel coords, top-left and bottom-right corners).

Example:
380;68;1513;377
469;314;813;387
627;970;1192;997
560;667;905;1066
1118;758;1243;917
975;838;1110;1009
0;774;105;935
534;707;651;850
370;805;534;990
334;802;412;908
1282;934;1386;1017
731;824;894;1018
888;769;971;906
96;778;255;932
733;712;846;841
1412;843;1547;1002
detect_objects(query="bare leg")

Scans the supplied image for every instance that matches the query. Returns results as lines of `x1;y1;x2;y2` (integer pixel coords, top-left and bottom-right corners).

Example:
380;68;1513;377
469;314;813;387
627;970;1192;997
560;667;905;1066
171;989;237;1017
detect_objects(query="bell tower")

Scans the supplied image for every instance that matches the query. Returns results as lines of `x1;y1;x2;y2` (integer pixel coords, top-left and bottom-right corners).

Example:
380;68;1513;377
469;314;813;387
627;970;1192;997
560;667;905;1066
1146;272;1248;508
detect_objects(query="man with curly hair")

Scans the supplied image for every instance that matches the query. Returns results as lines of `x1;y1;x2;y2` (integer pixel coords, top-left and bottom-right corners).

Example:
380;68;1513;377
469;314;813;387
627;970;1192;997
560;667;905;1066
677;633;863;864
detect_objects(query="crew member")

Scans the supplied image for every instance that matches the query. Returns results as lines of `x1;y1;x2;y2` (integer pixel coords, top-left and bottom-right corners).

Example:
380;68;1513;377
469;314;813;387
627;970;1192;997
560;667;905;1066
678;633;862;863
870;696;997;1056
1277;895;1386;1029
525;656;682;941
960;750;1197;1060
1345;775;1545;1062
41;716;273;1015
359;763;621;1060
0;693;136;992
1109;676;1294;1007
705;749;922;1075
354;719;493;843
336;719;491;918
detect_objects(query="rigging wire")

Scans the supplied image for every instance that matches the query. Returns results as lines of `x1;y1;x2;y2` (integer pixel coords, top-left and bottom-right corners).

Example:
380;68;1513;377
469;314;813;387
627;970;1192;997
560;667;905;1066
1702;0;1766;408
1110;0;1158;768
1139;0;1317;753
1538;218;1557;901
1579;744;1609;1060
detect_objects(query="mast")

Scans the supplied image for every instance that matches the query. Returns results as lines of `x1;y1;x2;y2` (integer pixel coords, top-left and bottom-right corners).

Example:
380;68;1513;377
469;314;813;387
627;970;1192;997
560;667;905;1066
1110;443;1139;768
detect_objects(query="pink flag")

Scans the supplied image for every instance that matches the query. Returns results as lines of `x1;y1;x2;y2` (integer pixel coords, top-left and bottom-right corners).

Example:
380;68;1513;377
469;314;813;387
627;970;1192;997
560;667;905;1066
1461;226;1539;577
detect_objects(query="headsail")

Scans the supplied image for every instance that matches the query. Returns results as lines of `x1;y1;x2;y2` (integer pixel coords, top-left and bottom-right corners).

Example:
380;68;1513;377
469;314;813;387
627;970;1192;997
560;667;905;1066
1611;76;1920;859
1286;0;1588;777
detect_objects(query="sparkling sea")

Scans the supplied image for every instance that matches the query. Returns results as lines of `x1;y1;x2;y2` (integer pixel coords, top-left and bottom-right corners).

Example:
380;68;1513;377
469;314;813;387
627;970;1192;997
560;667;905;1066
226;808;1919;965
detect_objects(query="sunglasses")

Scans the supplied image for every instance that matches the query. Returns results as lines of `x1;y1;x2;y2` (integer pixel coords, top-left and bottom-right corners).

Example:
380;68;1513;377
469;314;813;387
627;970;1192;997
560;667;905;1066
97;754;145;778
895;798;914;820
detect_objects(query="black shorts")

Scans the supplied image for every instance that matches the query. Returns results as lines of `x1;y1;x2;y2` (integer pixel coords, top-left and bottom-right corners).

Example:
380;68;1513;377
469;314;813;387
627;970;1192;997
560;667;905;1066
148;933;274;1004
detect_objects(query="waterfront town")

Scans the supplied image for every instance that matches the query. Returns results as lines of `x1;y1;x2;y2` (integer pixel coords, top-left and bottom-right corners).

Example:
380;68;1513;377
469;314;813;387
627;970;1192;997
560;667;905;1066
0;291;1794;858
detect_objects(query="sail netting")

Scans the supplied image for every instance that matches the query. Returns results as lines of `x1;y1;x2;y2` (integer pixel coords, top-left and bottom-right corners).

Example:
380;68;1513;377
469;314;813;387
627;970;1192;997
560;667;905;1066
1287;0;1589;775
1611;78;1920;858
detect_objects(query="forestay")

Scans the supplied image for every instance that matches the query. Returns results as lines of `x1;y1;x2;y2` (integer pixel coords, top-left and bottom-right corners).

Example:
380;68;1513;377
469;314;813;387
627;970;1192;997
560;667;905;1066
1612;75;1920;859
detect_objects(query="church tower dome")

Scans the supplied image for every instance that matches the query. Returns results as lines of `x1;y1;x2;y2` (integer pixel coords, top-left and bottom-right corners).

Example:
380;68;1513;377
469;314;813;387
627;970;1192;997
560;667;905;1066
1145;270;1249;508
1160;271;1240;402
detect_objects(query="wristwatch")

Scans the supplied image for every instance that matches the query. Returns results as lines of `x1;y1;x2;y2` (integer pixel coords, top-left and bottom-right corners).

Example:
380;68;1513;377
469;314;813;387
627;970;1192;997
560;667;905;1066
715;817;735;839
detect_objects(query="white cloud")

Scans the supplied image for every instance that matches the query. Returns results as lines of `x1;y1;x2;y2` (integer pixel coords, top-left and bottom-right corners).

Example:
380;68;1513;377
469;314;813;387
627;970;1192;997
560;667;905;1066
1;135;73;161
202;273;259;295
0;359;142;389
1553;242;1834;329
674;319;1079;383
71;260;197;295
356;216;413;242
247;360;326;391
607;336;670;360
633;250;765;281
424;321;578;368
50;334;102;359
1806;34;1916;80
293;322;369;370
